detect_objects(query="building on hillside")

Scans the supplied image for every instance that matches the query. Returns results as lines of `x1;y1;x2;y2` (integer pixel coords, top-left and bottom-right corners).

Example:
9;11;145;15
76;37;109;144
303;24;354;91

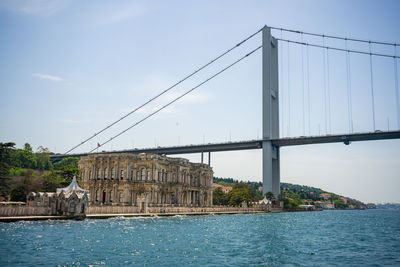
320;193;331;200
222;186;233;194
212;183;223;189
340;197;348;204
299;204;316;211
320;202;335;209
27;176;89;216
212;184;232;194
78;153;213;208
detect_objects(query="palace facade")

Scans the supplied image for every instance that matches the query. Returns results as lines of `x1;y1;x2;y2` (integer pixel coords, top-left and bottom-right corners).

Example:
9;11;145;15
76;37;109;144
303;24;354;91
78;153;213;208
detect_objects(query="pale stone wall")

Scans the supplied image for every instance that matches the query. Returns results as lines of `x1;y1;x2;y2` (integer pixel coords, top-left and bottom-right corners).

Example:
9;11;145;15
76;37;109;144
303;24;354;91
79;153;214;207
0;206;51;216
87;205;140;214
86;205;262;215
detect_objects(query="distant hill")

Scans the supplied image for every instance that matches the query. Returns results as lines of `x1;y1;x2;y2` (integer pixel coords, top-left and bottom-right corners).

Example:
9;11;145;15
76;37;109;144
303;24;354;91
213;177;366;208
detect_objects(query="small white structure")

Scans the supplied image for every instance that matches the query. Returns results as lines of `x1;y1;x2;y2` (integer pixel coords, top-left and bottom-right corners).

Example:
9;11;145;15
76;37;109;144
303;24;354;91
27;176;89;217
257;197;272;211
258;197;272;205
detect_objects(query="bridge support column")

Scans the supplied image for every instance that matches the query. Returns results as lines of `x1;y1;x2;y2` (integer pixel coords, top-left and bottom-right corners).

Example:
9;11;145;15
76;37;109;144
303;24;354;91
262;26;280;197
208;152;211;166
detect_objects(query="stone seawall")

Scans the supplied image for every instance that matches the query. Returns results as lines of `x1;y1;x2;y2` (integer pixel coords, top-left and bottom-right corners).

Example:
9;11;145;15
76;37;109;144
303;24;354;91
0;205;278;221
87;206;140;214
87;205;266;215
0;206;51;217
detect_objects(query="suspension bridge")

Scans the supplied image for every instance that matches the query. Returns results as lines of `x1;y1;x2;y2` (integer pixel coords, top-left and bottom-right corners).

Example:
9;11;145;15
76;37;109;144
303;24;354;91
50;26;400;197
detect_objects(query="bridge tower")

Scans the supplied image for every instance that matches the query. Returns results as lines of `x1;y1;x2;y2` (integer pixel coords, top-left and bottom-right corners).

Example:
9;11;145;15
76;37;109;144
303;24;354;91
262;26;280;197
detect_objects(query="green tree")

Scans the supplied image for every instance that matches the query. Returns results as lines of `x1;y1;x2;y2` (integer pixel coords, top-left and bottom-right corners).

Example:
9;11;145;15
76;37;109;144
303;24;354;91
0;142;16;198
226;182;254;206
334;199;348;209
213;187;227;205
24;143;33;152
42;171;64;192
53;157;79;170
265;191;275;200
36;146;53;170
283;198;299;210
10;184;28;202
59;168;80;186
12;149;37;169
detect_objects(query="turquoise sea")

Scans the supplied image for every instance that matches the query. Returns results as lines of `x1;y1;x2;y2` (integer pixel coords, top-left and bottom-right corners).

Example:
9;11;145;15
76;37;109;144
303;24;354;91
1;209;399;266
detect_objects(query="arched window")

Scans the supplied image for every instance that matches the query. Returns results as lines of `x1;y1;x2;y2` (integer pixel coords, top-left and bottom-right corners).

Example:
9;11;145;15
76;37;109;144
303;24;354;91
141;168;146;180
120;170;124;180
104;168;108;179
119;193;123;203
110;190;113;202
136;171;140;181
158;171;162;181
97;169;101;180
147;171;151;180
111;168;115;179
130;170;134;180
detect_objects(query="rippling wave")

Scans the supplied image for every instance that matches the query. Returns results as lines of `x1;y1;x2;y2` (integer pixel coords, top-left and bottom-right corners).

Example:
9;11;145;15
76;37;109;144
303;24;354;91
1;209;399;266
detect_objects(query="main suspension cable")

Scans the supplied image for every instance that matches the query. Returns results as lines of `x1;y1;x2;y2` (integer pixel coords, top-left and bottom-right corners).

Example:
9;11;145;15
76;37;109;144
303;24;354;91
89;46;263;153
276;39;400;59
271;26;399;47
64;28;263;154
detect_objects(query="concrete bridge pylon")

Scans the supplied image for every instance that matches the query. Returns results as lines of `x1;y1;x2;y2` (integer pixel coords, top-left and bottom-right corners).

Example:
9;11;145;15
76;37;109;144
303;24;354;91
262;26;280;197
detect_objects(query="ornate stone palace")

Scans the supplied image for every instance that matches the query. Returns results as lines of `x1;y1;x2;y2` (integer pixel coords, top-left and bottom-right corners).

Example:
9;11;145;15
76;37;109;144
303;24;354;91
78;153;213;208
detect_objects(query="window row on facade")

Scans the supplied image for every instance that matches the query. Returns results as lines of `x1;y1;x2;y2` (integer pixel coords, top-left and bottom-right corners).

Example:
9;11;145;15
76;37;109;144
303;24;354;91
82;167;211;187
91;188;210;206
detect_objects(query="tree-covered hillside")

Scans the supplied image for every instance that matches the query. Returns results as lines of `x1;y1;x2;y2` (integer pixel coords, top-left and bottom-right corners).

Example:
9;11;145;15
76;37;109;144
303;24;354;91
0;142;80;202
213;177;365;209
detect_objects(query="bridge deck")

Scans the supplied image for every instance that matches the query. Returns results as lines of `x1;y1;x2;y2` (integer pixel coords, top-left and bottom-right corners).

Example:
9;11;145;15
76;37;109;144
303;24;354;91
50;130;400;161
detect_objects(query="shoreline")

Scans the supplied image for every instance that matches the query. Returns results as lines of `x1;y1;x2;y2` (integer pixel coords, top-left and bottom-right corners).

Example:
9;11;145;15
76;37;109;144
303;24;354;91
1;208;373;222
0;210;283;222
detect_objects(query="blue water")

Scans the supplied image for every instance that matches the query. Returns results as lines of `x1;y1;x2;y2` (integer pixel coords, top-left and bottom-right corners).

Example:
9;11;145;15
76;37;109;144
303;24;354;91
1;209;399;266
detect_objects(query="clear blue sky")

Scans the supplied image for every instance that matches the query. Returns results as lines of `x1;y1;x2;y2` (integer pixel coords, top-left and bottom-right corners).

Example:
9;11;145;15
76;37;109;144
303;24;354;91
1;0;399;203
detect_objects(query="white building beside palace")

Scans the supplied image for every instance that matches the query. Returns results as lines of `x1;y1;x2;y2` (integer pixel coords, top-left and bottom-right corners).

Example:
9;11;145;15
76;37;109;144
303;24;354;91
27;176;89;216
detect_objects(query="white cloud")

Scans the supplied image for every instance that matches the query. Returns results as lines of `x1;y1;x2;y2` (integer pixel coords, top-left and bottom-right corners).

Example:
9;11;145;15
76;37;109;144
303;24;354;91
0;0;70;16
32;73;63;82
